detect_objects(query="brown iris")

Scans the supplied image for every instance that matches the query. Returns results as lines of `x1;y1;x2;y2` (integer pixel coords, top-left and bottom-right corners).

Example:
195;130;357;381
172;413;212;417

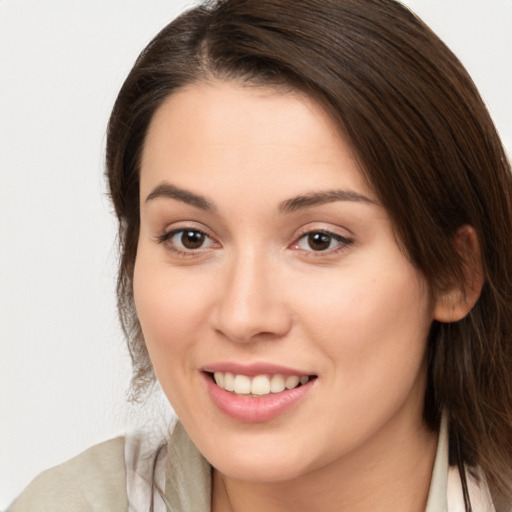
181;230;205;249
307;232;332;251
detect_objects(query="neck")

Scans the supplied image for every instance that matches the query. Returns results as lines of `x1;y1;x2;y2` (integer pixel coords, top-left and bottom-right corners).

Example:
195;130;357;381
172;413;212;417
211;415;438;512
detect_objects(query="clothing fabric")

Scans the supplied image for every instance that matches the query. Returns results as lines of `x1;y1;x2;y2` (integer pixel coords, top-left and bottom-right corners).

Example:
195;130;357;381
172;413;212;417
8;419;501;512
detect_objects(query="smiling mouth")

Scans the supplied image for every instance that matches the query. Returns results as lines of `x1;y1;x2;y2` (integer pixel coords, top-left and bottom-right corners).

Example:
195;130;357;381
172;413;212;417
208;372;317;397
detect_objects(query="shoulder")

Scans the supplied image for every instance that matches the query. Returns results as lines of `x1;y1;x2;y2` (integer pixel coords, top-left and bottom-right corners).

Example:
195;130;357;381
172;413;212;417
8;437;128;512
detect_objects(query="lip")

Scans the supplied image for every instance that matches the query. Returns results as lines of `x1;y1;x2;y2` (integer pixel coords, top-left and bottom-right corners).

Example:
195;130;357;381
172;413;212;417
202;369;316;423
202;361;312;377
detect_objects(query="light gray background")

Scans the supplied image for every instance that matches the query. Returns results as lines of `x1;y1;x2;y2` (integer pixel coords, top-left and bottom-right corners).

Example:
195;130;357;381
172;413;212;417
1;0;511;508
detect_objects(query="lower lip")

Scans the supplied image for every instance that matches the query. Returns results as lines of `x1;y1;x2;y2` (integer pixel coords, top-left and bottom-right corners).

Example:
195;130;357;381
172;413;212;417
203;373;315;423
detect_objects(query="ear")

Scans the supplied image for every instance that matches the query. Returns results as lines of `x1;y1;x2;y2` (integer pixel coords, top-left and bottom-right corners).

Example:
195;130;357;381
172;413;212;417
434;225;484;323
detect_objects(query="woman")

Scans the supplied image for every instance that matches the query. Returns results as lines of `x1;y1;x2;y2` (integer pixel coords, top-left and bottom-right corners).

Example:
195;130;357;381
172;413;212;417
9;0;512;511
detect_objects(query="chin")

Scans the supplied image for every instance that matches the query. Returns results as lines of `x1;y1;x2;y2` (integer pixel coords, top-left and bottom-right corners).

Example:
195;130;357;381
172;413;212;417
212;454;313;483
197;428;322;483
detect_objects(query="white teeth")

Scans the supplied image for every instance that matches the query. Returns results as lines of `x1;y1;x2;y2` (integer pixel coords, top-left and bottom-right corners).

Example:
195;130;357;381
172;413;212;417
233;375;251;394
213;372;224;387
212;372;311;396
270;374;285;393
251;375;271;395
224;372;235;392
300;376;310;385
285;375;300;389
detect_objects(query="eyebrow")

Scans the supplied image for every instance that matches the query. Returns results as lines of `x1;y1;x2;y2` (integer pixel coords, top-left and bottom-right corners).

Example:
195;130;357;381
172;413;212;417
279;189;375;213
145;183;216;211
145;182;374;214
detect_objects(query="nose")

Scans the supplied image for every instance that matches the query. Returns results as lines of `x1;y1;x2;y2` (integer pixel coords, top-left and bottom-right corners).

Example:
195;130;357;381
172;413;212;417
210;251;292;343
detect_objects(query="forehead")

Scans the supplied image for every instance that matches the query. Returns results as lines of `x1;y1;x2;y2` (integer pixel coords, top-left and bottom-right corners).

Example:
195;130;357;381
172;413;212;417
140;80;373;202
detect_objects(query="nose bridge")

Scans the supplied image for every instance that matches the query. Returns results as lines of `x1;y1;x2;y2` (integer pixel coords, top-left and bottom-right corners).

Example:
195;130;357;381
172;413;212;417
212;245;290;342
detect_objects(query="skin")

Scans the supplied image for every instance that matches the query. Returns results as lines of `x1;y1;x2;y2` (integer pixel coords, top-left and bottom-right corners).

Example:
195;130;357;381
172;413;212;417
134;81;442;512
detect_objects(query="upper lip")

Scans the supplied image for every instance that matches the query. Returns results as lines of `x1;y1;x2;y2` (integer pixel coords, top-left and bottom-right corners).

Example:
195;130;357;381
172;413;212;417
202;361;315;377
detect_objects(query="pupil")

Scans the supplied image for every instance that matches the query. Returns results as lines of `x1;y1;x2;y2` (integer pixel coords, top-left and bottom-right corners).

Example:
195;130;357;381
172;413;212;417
181;230;204;249
308;232;331;251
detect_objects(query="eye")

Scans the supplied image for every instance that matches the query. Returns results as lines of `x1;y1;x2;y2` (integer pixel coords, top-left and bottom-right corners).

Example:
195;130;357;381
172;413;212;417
175;229;207;250
295;230;353;253
158;228;217;253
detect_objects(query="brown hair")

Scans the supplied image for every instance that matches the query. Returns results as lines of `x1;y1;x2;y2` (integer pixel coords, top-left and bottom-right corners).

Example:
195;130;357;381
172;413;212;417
106;0;512;505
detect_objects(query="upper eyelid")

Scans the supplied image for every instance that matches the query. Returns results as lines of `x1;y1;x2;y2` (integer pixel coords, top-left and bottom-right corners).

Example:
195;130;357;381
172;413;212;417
160;221;214;238
297;230;351;241
294;223;354;240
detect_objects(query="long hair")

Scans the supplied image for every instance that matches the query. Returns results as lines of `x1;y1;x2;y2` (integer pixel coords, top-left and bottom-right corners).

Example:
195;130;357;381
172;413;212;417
106;0;512;504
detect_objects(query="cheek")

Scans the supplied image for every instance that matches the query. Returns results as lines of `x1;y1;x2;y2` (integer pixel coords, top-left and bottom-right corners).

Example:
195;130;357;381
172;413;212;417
297;259;432;387
294;268;432;451
132;250;209;366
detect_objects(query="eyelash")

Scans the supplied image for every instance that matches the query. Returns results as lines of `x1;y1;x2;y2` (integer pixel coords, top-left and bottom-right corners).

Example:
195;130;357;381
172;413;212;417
156;228;217;256
292;229;354;256
156;227;354;257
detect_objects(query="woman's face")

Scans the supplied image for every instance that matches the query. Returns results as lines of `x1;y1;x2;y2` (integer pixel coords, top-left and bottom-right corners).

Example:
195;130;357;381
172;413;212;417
134;81;435;482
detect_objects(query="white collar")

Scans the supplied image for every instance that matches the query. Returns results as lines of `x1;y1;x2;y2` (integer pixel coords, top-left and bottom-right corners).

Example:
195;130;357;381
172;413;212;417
426;414;496;512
